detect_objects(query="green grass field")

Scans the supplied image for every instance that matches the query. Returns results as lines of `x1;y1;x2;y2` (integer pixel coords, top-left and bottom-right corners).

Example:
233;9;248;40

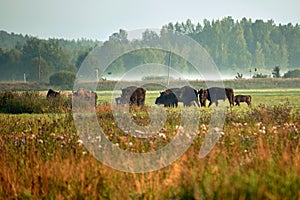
97;88;300;108
0;88;299;199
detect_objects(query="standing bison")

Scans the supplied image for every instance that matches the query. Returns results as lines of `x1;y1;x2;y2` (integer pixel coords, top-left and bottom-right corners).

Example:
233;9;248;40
155;89;178;107
117;86;146;106
234;95;251;106
73;88;98;107
199;87;234;107
178;86;200;107
155;86;199;107
46;89;60;100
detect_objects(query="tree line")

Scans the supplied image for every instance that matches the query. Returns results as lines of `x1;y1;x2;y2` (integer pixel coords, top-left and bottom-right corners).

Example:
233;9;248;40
0;32;100;82
0;17;300;83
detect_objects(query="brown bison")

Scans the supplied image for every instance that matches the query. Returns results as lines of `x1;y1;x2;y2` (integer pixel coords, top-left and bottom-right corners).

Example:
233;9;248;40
234;95;251;106
73;88;98;107
155;89;178;107
46;89;60;100
118;86;146;106
198;87;234;107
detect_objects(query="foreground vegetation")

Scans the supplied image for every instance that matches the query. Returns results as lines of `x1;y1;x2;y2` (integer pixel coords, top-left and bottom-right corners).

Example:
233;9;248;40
0;89;299;199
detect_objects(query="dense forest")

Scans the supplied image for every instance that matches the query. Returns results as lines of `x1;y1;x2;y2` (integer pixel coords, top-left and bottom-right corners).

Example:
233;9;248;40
0;17;300;82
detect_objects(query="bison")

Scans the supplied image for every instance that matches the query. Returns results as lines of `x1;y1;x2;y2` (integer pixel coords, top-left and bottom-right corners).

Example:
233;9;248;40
118;86;146;106
234;95;251;106
198;87;234;107
73;88;98;107
46;89;60;100
155;90;178;107
178;86;200;107
156;86;199;107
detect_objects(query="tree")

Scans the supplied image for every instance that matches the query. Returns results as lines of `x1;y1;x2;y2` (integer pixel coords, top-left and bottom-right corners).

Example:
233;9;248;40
253;42;265;69
283;69;300;78
109;29;129;44
272;66;281;78
235;72;244;79
142;29;159;45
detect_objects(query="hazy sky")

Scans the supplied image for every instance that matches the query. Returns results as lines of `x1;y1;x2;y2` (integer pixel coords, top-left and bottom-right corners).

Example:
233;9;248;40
0;0;299;41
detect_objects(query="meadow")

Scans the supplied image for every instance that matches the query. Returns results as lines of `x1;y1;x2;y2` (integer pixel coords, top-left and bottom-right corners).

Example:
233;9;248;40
0;88;299;199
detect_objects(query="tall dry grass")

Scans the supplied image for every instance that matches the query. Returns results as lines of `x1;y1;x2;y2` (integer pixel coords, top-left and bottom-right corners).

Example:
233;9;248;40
0;102;299;199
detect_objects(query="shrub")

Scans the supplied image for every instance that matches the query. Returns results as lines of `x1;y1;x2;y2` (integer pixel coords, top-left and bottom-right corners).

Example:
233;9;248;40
49;71;76;89
0;91;44;114
0;90;72;114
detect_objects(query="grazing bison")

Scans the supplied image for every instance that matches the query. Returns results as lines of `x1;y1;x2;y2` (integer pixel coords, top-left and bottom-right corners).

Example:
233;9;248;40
46;89;60;100
178;86;200;107
234;95;251;106
198;87;234;107
73;88;98;107
119;86;146;106
156;86;199;107
155;90;178;107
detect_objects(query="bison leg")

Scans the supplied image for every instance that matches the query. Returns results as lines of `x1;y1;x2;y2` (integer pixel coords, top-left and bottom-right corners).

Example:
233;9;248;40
215;101;219;106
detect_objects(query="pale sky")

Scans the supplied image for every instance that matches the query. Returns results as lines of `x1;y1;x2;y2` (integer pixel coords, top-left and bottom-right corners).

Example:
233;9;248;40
0;0;299;41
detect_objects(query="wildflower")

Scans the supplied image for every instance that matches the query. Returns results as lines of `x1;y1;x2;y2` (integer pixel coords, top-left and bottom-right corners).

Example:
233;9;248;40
114;143;119;147
158;133;166;140
77;139;83;146
293;125;298;133
61;141;66;148
128;142;133;146
255;122;263;128
38;139;44;144
96;136;101;142
200;124;207;131
259;129;266;134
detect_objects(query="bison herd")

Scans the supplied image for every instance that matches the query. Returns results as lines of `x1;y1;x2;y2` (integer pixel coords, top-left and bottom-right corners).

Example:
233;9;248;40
46;85;251;108
115;85;251;107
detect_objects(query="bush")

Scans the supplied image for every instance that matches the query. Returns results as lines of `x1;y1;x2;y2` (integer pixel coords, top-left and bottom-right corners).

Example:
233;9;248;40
0;91;44;114
283;69;300;78
49;71;76;89
0;90;72;114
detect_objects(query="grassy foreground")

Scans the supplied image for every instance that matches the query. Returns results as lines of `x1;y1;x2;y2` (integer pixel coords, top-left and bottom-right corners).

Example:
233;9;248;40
0;95;300;199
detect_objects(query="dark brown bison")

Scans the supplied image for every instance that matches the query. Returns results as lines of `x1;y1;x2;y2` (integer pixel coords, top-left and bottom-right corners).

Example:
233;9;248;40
46;89;60;100
177;86;200;107
198;87;234;107
234;95;251;106
119;86;146;106
155;90;178;107
73;88;98;107
156;86;199;107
